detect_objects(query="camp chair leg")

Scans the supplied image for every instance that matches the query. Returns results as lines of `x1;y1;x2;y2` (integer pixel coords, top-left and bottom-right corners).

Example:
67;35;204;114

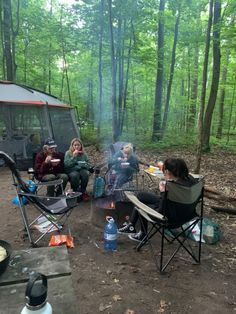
18;198;34;246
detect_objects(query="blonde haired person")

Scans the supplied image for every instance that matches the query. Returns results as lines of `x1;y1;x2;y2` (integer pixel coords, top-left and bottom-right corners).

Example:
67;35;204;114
64;138;91;201
109;143;139;189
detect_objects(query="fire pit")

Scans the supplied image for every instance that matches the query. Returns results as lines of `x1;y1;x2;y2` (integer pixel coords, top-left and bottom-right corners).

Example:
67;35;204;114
91;195;134;228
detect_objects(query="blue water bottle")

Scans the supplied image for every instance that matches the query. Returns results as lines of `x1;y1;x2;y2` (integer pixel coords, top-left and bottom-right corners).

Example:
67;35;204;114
93;169;105;198
104;216;118;251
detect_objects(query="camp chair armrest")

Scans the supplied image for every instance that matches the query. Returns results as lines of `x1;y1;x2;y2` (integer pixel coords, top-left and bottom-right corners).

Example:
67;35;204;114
124;191;166;221
34;179;64;187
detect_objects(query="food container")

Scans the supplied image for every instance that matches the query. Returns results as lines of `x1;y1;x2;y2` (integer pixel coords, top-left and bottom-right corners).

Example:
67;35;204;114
0;240;12;276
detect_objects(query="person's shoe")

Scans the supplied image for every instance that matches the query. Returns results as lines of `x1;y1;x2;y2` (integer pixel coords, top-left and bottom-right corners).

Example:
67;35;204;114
128;231;146;242
118;223;136;234
81;192;89;201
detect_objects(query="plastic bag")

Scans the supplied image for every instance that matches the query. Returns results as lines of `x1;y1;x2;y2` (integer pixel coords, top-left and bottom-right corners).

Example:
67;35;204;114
48;235;74;248
183;217;221;244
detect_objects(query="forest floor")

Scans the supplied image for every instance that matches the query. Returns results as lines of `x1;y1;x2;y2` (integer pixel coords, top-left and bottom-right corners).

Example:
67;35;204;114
0;147;236;314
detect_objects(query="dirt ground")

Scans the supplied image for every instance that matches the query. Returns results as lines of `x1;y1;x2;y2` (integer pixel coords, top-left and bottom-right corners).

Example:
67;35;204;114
0;147;236;314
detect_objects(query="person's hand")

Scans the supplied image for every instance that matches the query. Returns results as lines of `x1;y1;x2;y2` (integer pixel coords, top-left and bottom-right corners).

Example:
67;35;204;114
159;180;166;192
45;155;52;164
73;150;79;157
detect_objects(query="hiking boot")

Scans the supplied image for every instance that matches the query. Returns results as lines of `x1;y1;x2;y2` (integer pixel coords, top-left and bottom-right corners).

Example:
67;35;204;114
128;231;146;242
81;192;89;201
118;223;136;235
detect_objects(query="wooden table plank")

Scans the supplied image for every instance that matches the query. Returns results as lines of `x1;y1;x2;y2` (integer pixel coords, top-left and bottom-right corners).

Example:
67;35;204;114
0;276;78;314
0;246;71;286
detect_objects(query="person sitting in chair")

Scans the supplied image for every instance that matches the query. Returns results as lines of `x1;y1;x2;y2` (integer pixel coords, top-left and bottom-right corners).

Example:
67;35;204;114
118;158;197;242
34;138;68;196
109;143;139;189
64;138;91;201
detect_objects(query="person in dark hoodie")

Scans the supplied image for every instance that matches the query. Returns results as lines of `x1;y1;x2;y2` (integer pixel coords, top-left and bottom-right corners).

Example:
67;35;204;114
34;138;68;196
118;158;197;242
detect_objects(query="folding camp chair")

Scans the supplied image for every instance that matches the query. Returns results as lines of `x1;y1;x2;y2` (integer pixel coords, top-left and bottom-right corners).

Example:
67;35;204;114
0;151;80;247
125;179;204;272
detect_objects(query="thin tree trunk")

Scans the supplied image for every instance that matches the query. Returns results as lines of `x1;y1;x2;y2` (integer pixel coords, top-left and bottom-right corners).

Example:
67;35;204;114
0;1;6;78
216;50;229;139
162;7;180;134
97;0;104;140
152;0;165;141
107;0;118;142
11;0;20;81
188;46;199;129
2;0;14;81
195;0;214;173
202;0;221;151
60;6;71;105
226;75;236;144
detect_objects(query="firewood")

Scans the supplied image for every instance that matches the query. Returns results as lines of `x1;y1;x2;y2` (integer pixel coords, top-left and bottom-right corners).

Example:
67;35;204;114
211;206;236;215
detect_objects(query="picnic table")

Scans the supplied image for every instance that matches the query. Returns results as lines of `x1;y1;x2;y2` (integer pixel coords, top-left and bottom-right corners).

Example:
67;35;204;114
0;246;78;314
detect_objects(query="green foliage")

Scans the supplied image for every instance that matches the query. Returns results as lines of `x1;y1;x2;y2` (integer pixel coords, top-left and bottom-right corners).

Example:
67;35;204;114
0;0;235;154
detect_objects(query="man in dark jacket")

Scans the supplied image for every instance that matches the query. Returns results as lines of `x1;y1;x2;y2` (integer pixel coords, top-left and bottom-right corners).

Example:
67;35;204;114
34;138;68;196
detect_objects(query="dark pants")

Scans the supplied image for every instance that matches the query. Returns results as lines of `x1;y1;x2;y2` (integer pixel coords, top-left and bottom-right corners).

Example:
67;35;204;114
115;168;134;188
41;173;68;196
68;169;89;193
131;191;160;233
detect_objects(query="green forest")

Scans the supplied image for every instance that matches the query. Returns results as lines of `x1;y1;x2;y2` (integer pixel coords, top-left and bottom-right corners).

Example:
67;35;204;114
0;0;236;156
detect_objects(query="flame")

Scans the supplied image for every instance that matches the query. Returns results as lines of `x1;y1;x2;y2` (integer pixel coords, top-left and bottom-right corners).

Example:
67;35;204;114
110;201;115;209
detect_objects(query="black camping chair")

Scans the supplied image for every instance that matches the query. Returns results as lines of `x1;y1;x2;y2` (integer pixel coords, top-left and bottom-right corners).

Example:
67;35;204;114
104;142;139;197
125;179;204;273
0;151;80;247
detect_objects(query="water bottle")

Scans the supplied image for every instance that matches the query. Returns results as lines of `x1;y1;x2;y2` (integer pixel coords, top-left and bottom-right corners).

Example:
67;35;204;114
104;216;118;251
93;170;105;198
27;180;37;193
21;272;52;314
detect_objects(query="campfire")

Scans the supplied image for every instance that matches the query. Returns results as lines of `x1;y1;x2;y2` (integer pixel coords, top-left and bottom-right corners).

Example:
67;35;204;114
91;196;134;228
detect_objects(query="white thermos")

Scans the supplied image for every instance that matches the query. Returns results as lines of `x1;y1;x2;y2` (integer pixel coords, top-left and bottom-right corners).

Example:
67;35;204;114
21;272;52;314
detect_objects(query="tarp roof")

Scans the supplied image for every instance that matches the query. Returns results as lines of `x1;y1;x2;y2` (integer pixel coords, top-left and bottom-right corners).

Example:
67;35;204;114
0;81;70;108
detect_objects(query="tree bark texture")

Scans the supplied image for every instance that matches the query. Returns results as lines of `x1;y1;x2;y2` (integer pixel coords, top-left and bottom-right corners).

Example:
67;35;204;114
195;0;213;173
2;0;14;81
152;0;165;142
108;0;118;142
162;7;180;134
97;0;105;139
216;50;229;139
202;0;221;151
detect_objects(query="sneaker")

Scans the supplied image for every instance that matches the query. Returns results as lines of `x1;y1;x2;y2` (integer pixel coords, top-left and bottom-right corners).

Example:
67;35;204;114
81;192;89;201
128;231;146;242
118;223;136;235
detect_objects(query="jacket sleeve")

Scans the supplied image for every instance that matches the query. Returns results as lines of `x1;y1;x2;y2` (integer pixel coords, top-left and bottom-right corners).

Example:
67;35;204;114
64;151;77;169
34;152;51;179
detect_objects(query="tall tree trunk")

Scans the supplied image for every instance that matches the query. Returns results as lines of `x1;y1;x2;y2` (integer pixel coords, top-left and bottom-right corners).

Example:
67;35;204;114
2;0;14;81
216;50;229;139
152;0;165;141
195;0;214;173
0;1;6;78
108;0;118;142
188;46;199;129
226;75;236;144
11;0;20;81
97;0;104;140
121;34;132;134
60;6;71;105
202;0;221;151
162;7;180;135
